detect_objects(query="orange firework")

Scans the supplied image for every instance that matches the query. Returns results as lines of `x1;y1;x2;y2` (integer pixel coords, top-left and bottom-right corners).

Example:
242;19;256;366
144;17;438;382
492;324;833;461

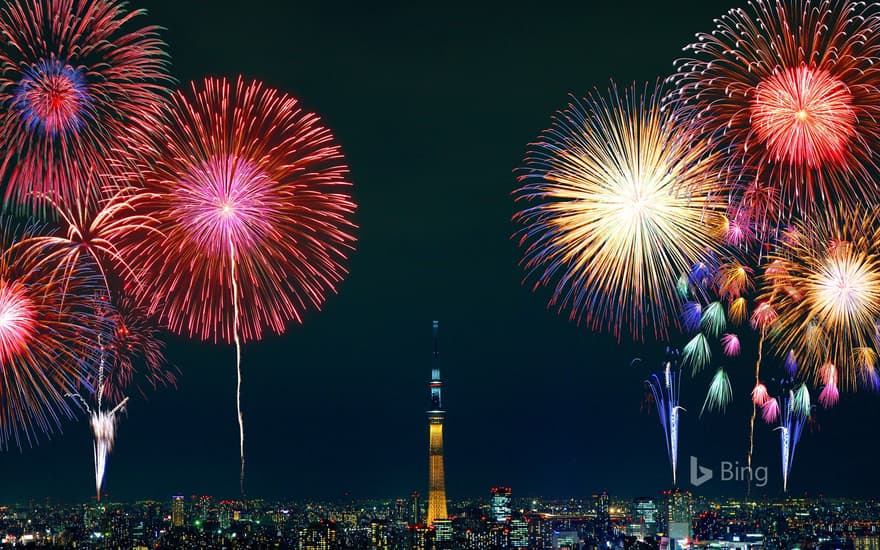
760;208;880;392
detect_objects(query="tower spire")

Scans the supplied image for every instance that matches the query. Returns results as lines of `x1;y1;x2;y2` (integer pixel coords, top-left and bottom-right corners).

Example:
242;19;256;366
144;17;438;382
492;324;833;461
427;320;448;526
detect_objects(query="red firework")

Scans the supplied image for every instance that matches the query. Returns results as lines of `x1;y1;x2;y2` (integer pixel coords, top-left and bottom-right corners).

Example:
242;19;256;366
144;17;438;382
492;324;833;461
96;292;174;404
670;0;880;232
22;183;151;288
0;222;101;449
118;76;357;343
0;0;171;210
19;184;174;404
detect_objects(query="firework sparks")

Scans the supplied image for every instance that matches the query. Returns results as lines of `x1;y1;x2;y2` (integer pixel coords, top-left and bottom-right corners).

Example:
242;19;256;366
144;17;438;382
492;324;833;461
700;368;733;417
774;389;810;492
818;363;840;408
0;0;171;210
762;397;781;424
682;333;711;375
0;221;101;449
513;82;726;340
118;77;357;494
18;185;154;292
90;401;126;501
752;383;770;407
670;0;880;233
761;208;880;390
646;349;683;485
721;333;741;357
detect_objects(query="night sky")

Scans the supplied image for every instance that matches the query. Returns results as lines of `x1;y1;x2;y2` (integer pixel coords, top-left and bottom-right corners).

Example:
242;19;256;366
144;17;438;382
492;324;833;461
1;0;878;503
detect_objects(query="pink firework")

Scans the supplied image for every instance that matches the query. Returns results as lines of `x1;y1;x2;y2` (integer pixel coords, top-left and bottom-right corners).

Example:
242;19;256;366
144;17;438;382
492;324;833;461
751;383;770;407
761;397;781;424
721;333;741;357
752;66;856;166
0;0;170;210
119;77;357;344
118;76;357;492
0;280;36;364
818;363;840;408
670;0;880;232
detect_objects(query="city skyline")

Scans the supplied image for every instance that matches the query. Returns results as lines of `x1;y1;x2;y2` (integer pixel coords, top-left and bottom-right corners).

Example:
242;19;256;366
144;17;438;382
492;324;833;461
1;491;879;548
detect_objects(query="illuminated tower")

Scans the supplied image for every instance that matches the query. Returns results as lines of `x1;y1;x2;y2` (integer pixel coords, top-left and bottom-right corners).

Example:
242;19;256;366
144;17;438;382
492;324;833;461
171;495;184;528
426;320;448;525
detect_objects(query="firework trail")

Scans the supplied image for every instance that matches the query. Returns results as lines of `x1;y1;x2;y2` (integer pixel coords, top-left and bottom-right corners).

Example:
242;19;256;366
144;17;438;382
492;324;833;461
763;381;810;493
69;336;127;501
25;187;173;498
646;349;683;485
670;0;880;237
229;233;244;491
118;77;357;494
69;293;172;500
513;81;727;341
0;0;171;211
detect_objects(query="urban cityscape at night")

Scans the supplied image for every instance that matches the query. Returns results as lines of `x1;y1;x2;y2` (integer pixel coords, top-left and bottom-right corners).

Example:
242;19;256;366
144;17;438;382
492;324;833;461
4;0;880;549
3;492;880;549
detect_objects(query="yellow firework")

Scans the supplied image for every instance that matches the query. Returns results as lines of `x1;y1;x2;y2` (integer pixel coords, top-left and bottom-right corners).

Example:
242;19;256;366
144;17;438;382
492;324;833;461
761;209;880;390
513;82;727;340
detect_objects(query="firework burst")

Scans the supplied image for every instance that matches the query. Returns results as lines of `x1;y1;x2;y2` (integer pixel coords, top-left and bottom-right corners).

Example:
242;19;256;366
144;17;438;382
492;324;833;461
18;184;152;290
761;208;880;392
0;221;101;449
100;293;173;404
118;76;357;493
0;0;171;210
670;0;880;233
513;82;727;340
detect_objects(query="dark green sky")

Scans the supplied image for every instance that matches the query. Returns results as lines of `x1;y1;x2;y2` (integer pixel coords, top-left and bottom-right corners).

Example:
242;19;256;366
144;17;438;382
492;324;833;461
1;0;877;503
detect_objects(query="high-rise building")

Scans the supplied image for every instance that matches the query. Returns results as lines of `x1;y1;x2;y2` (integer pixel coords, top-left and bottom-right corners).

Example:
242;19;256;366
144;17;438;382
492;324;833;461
594;491;610;541
370;519;389;549
509;518;529;549
394;498;405;522
434;518;453;544
411;492;421;526
426;321;448;526
527;513;553;549
665;489;693;549
634;497;658;539
491;487;512;523
299;519;338;550
171;496;184;528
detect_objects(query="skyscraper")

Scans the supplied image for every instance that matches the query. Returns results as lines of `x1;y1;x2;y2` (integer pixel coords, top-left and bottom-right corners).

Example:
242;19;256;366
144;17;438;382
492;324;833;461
491;487;512;523
665;488;693;549
594;491;610;541
634;496;658;539
171;496;184;528
410;492;421;526
426;320;448;526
